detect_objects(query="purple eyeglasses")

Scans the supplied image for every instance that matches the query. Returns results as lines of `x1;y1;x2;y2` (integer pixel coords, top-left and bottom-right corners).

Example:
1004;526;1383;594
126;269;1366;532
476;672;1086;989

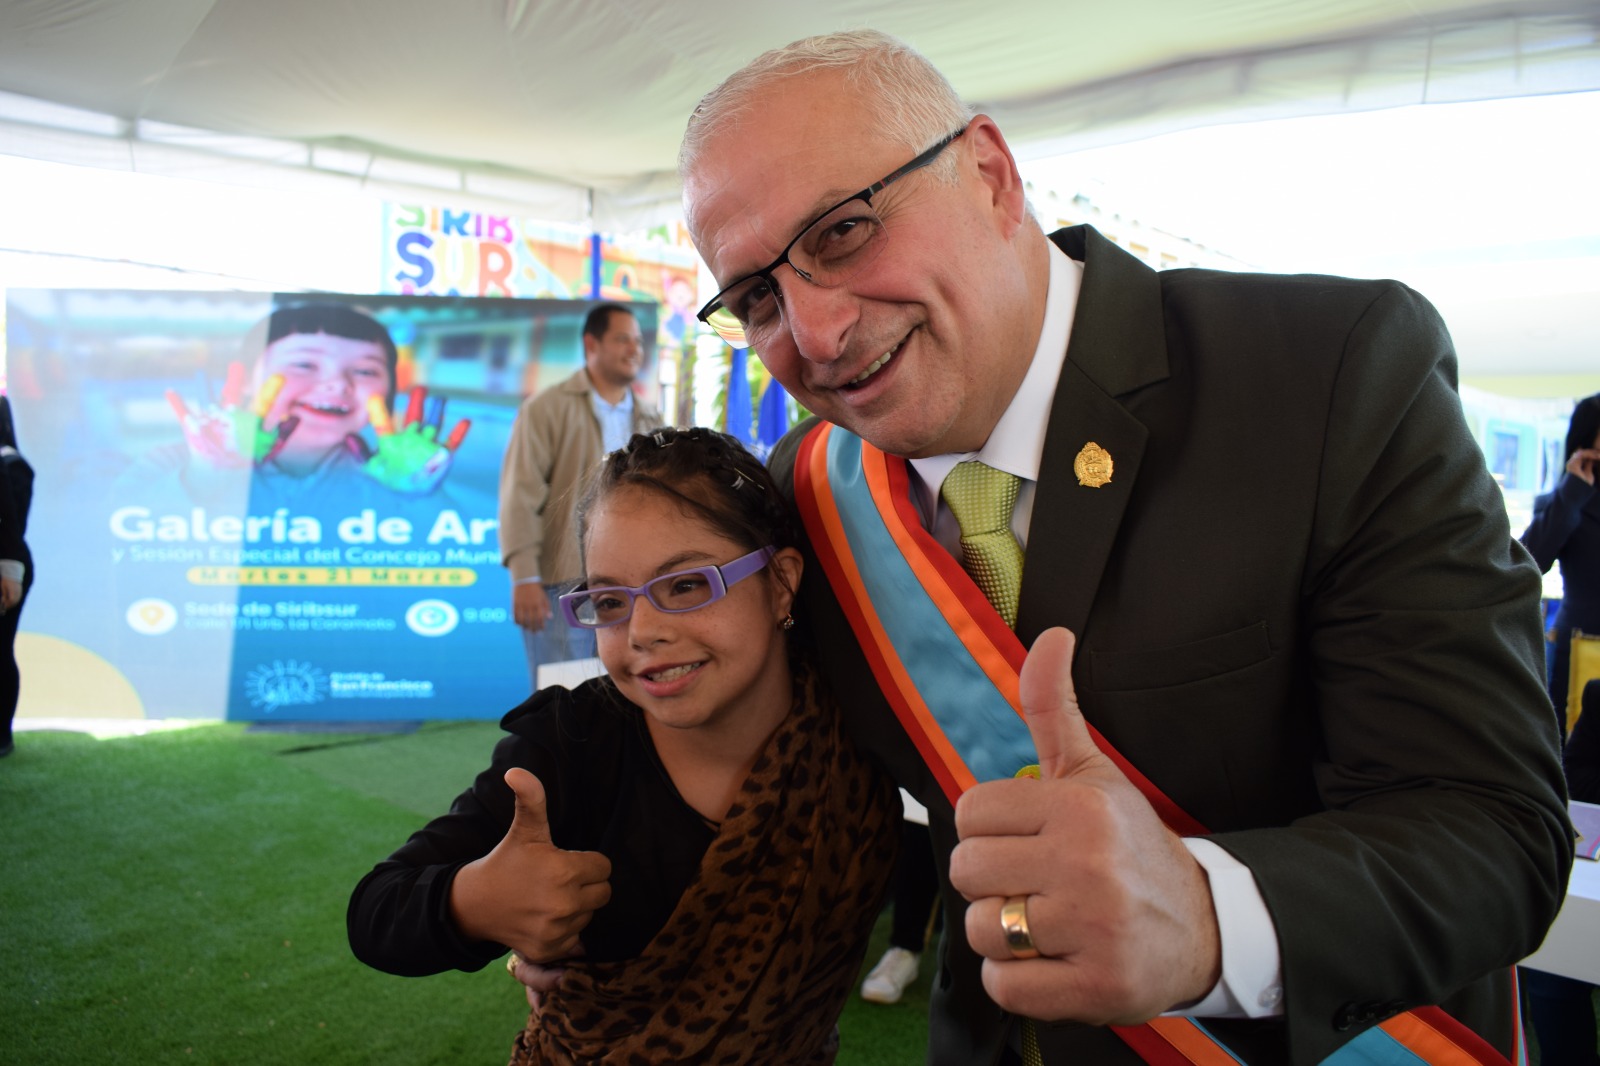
558;546;776;629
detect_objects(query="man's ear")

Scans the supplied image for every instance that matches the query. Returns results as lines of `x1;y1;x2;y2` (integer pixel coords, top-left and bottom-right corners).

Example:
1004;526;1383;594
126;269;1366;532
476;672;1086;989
965;114;1029;236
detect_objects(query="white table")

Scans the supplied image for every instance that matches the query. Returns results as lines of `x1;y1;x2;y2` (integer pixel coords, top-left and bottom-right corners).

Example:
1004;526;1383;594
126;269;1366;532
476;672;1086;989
534;657;607;690
1521;856;1600;983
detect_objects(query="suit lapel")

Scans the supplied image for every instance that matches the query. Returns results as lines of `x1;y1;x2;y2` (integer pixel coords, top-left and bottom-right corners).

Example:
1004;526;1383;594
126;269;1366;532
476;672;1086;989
1015;227;1168;648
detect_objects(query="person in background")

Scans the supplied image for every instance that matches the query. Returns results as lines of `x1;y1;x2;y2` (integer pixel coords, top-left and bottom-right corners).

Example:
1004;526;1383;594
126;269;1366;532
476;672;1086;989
498;303;663;692
0;396;34;758
1518;394;1600;1066
350;428;898;1064
859;817;941;1005
1567;678;1600;801
681;29;1568;1064
1521;392;1600;733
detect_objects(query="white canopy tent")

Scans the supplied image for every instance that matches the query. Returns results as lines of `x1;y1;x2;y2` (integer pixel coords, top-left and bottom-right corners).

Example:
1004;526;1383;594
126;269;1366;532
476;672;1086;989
1;0;1596;230
0;0;1597;380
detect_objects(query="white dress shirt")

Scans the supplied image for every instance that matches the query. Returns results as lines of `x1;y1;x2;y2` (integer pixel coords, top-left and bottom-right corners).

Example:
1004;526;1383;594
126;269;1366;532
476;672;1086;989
590;387;636;454
908;241;1284;1020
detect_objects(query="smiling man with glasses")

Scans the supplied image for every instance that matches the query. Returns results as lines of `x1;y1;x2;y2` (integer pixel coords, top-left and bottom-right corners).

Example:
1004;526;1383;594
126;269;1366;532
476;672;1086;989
679;28;1568;1066
697;126;964;351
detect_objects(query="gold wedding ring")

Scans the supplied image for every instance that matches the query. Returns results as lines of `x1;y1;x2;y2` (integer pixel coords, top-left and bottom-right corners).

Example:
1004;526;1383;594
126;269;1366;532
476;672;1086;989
1000;896;1040;960
506;953;521;978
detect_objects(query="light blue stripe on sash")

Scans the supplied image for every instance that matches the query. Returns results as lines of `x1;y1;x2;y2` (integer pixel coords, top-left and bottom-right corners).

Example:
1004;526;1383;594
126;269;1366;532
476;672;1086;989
1183;1022;1249;1063
1189;1020;1429;1065
1322;1028;1427;1065
826;430;1036;783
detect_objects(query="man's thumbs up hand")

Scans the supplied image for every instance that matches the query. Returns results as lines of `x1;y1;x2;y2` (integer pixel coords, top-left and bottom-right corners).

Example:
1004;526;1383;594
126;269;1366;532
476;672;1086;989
950;628;1221;1026
448;768;612;964
1017;626;1104;782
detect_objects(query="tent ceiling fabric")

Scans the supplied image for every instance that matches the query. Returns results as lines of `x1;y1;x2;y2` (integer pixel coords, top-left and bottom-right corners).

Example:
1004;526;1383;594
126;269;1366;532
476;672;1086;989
0;0;1597;230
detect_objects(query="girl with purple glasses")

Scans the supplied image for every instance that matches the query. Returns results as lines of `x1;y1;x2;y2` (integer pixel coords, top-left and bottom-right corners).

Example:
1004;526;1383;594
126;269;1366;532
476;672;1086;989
349;427;897;1064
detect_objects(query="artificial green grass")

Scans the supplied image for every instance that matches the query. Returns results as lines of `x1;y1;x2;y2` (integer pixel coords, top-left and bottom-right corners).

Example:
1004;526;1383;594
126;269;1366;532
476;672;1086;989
1;723;931;1064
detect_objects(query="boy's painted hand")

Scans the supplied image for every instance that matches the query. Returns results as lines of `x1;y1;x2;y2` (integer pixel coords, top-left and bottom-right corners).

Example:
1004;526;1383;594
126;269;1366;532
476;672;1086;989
165;362;298;468
348;386;470;495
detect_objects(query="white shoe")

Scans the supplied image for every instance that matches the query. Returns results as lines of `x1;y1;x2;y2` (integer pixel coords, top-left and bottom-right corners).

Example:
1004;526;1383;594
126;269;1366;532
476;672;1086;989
860;946;920;1004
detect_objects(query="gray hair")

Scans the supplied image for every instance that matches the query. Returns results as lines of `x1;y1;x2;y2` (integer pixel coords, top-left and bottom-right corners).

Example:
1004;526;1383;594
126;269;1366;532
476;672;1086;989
680;29;973;185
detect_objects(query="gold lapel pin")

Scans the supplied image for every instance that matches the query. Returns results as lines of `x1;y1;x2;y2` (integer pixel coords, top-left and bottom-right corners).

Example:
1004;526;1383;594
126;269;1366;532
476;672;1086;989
1074;442;1113;487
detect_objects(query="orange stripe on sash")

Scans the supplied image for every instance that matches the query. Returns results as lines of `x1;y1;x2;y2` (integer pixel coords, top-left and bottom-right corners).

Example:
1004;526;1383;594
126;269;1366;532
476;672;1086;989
798;425;975;800
1382;1006;1513;1065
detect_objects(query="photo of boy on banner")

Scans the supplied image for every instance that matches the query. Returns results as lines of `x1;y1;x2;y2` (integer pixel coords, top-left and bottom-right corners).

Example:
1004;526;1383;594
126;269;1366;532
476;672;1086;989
163;303;471;503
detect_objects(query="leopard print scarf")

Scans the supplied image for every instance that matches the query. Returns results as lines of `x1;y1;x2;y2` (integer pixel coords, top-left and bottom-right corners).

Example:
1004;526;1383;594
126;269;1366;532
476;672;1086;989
509;667;899;1065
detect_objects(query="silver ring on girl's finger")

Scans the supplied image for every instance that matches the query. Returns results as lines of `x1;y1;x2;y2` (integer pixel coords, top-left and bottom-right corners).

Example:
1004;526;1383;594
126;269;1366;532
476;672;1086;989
1000;896;1040;960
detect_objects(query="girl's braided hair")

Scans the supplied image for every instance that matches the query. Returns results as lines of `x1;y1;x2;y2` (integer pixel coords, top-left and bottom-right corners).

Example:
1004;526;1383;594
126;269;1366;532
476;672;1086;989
575;427;800;570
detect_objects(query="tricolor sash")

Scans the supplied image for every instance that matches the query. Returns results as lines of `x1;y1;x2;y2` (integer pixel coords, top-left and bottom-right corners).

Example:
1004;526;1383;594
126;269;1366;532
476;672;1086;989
793;423;1520;1066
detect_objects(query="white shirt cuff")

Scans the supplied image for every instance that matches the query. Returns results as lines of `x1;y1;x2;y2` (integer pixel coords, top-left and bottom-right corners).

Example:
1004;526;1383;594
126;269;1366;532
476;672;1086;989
1167;837;1284;1019
0;559;23;582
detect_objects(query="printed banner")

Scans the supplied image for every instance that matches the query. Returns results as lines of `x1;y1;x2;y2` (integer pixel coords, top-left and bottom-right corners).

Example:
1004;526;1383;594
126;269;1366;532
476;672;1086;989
4;289;657;722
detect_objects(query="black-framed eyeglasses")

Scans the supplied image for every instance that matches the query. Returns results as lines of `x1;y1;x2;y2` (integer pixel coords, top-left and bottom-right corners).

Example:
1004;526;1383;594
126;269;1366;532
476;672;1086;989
696;125;968;347
558;546;776;629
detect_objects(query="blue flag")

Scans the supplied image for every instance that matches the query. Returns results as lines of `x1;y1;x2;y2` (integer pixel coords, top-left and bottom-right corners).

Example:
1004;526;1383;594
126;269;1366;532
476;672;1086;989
756;376;789;459
725;346;754;445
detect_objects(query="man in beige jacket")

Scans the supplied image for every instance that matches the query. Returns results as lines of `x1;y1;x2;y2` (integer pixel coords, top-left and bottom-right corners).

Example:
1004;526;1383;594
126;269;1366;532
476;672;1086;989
498;303;664;690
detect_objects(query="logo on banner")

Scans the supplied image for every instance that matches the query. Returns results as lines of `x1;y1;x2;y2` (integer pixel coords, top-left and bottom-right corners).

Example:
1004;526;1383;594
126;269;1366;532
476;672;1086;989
405;599;460;637
245;660;330;713
126;598;179;635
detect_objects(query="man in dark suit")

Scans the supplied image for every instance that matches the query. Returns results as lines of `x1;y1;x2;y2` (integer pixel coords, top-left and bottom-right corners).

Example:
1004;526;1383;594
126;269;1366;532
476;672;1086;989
678;29;1571;1065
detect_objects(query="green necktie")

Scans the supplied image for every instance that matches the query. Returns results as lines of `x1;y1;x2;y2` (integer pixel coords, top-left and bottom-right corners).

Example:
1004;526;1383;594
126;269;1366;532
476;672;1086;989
941;460;1025;628
1021;1023;1044;1066
942;460;1039;1061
